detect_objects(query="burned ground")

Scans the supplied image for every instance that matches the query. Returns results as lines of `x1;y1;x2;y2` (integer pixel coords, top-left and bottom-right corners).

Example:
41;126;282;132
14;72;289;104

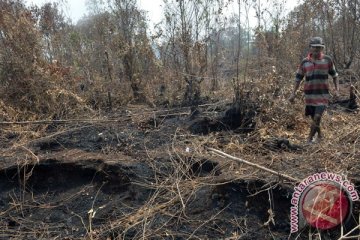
0;90;359;239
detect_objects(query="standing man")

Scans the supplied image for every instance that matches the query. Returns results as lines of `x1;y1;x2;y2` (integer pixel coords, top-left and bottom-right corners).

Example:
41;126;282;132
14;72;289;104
289;37;339;143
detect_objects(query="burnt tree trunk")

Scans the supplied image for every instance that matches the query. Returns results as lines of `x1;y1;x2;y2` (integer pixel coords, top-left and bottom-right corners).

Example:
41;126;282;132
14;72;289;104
348;85;358;110
104;51;113;111
184;76;202;118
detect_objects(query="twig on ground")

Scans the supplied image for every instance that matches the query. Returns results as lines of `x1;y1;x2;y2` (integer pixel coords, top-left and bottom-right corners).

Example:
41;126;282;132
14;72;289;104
207;147;301;182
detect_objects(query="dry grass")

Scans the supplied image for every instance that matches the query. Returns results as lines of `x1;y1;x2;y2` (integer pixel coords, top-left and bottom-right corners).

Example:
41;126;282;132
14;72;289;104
0;69;359;239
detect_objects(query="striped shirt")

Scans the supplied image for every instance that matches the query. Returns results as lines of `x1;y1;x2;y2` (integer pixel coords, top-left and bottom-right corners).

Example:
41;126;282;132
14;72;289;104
295;53;338;106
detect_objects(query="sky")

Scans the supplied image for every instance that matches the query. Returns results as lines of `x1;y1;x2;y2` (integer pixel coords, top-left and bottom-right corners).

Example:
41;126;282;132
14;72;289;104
26;0;86;23
26;0;164;24
26;0;301;27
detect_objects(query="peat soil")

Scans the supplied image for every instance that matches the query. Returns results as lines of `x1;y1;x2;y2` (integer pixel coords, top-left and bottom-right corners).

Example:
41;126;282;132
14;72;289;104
0;102;359;239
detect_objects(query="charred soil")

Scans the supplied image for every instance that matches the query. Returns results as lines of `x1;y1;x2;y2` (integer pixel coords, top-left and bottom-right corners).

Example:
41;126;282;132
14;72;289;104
0;96;359;239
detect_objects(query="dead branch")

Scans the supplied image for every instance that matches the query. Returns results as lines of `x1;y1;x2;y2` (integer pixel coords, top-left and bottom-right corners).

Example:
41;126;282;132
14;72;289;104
206;147;301;182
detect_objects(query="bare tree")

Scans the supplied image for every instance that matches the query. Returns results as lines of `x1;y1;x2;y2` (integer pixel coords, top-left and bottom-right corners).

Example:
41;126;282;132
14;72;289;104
162;0;218;114
109;0;155;104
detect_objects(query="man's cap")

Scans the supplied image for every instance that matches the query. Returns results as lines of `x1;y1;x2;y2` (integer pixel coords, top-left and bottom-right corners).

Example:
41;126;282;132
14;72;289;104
309;37;325;47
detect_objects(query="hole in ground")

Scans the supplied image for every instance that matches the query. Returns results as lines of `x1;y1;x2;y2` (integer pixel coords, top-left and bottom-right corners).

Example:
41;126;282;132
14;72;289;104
188;102;258;135
189;158;221;177
0;159;130;194
0;159;150;239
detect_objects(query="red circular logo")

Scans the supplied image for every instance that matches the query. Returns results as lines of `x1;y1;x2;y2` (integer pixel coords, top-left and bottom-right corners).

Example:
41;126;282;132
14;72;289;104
301;182;350;230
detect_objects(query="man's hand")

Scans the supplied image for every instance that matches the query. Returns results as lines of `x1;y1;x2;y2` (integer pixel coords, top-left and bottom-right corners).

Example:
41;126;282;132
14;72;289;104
288;93;296;103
